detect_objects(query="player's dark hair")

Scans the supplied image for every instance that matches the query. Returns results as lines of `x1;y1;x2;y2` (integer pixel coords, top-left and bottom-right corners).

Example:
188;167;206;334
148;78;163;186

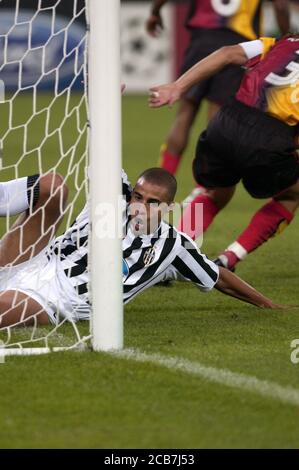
138;167;177;202
283;32;299;39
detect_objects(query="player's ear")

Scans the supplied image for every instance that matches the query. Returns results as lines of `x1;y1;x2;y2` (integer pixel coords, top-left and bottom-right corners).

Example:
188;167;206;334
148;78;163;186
167;201;175;212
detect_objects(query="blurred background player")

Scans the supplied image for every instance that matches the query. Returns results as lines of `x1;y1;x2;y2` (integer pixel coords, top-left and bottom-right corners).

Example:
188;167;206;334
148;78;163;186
149;34;299;270
146;0;290;187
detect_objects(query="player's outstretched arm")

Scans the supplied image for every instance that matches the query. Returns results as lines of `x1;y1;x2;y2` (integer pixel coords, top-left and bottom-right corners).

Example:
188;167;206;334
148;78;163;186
215;267;288;309
149;45;248;108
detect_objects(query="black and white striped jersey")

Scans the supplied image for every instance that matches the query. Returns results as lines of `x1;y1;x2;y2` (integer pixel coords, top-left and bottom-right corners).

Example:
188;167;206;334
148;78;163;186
49;170;219;306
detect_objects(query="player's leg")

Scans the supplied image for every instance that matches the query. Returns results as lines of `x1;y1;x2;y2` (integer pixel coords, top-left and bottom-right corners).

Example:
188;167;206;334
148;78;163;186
0;290;50;328
213;107;299;270
275;179;299;212
0;172;68;267
178;185;236;240
160;97;200;175
207;101;221;121
216;179;299;270
161;29;242;175
0;177;37;217
179;35;244;224
181;99;222;206
177;105;240;240
160;30;211;175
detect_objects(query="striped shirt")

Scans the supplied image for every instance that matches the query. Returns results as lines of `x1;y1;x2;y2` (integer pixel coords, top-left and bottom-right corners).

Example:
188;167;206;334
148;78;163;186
49;170;219;307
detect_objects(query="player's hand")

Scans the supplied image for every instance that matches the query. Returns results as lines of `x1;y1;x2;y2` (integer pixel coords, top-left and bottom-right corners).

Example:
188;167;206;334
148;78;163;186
263;302;299;310
148;83;182;108
145;14;164;37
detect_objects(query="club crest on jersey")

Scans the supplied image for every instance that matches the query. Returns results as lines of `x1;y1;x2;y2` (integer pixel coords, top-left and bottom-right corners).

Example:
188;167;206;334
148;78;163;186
122;258;129;279
143;246;156;266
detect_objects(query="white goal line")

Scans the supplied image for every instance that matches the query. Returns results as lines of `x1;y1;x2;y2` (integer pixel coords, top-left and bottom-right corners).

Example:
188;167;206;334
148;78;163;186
1;344;298;408
109;349;299;408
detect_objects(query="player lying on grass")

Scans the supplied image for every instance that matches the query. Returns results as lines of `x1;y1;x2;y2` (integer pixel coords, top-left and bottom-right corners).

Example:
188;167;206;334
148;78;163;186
0;168;289;329
149;34;299;271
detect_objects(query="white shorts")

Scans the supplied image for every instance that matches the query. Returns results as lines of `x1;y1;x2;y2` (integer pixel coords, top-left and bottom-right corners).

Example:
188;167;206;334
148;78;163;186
0;250;91;324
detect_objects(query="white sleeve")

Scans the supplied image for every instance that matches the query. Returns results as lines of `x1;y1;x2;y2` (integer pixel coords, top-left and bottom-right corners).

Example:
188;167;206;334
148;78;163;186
122;169;132;201
239;40;263;60
171;233;219;292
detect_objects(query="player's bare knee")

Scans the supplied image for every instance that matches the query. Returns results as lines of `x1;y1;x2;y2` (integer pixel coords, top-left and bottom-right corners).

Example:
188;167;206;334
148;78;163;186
205;187;235;210
275;180;299;204
39;173;68;209
167;102;198;153
0;293;13;326
0;295;9;315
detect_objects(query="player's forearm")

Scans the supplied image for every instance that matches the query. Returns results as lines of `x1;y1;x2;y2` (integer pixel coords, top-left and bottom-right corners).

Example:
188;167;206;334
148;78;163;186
149;45;247;108
215;267;276;308
175;46;246;95
151;0;168;16
273;0;290;35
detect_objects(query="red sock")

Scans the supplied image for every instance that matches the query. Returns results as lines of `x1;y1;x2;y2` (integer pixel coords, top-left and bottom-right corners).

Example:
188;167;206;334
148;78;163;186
177;194;219;240
160;145;182;175
237;199;294;254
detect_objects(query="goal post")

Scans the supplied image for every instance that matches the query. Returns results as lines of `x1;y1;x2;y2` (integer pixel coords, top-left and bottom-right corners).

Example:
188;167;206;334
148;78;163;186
88;0;123;351
0;0;123;356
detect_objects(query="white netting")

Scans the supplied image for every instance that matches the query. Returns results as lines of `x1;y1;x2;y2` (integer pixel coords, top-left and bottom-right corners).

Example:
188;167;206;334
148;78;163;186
0;0;91;353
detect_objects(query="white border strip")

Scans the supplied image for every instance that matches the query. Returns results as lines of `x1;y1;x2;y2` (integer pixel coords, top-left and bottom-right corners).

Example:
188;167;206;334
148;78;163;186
110;349;299;407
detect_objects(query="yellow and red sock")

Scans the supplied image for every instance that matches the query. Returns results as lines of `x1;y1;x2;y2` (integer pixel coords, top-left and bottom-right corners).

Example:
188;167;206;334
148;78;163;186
218;200;294;270
237;199;294;253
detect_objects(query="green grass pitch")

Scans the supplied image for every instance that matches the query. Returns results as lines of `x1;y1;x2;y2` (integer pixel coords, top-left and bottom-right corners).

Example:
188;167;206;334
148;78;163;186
0;94;299;448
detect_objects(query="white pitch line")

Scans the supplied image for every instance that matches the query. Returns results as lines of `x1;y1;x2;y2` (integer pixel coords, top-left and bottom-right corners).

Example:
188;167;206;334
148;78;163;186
109;349;299;407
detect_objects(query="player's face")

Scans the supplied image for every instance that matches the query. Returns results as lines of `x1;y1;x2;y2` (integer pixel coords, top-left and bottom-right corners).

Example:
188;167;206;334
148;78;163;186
130;178;171;234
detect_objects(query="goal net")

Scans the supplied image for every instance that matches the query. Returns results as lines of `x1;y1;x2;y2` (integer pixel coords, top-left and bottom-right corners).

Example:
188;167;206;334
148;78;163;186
0;0;123;355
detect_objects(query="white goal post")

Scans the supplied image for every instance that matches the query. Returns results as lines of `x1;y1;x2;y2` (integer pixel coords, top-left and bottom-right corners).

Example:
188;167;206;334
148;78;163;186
0;0;123;356
88;0;123;351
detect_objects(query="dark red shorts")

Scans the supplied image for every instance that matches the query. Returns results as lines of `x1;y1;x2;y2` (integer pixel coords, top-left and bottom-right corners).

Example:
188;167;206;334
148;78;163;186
193;99;299;198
